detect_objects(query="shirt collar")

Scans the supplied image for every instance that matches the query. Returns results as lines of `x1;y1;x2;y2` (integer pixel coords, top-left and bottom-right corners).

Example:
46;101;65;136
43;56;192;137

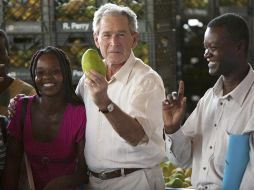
108;51;136;85
213;64;254;106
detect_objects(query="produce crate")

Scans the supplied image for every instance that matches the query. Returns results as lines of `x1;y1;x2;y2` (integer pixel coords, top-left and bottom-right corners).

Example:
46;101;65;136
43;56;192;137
55;33;94;67
107;0;146;20
54;0;98;22
55;32;95;83
4;0;41;22
0;0;178;88
7;34;43;83
0;0;50;84
8;34;43;68
2;0;43;34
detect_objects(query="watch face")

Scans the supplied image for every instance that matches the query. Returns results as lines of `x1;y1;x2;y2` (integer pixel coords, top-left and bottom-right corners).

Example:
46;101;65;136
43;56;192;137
107;103;114;112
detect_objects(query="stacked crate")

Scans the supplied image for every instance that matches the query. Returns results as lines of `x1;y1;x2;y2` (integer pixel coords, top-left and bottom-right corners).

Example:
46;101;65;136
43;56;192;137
0;0;177;88
52;0;150;84
0;0;49;82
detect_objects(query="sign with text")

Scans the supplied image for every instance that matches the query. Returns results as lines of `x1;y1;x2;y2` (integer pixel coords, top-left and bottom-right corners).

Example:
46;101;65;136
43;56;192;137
6;22;42;34
57;22;92;32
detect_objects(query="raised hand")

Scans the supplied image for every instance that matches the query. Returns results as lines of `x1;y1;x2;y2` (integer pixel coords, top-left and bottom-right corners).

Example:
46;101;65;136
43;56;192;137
162;80;187;134
84;70;111;110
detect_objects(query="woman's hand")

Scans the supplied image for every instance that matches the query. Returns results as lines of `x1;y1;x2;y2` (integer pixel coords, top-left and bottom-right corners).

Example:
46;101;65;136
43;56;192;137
8;94;26;119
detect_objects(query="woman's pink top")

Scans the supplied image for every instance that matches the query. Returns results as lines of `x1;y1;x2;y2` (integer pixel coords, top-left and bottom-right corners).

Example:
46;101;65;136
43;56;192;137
8;96;86;190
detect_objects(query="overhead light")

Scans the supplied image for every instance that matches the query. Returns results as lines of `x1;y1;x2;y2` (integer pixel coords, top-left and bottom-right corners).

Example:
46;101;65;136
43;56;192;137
188;19;204;27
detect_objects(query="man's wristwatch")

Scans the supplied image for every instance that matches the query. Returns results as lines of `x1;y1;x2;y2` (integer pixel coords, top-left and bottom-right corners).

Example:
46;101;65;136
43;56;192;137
99;102;114;113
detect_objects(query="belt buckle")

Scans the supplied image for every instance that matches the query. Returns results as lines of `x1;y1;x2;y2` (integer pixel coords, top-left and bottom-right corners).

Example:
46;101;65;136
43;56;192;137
98;171;108;180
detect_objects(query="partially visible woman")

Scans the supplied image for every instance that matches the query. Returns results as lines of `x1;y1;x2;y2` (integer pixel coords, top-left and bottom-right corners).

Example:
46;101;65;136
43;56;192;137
2;46;88;190
0;114;8;178
0;29;36;180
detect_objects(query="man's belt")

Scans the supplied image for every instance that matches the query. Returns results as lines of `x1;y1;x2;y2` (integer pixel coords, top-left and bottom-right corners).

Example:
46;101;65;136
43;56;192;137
88;168;142;180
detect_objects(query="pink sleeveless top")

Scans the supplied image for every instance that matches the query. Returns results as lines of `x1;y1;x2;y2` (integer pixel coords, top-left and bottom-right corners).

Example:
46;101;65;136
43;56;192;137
8;96;86;190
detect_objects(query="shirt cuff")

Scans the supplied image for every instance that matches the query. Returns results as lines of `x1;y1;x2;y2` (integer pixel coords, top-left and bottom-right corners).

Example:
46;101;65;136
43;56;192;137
165;128;192;167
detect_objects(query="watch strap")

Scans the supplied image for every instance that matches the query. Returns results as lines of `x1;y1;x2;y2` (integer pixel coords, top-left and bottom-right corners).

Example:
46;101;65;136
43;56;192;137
99;108;110;113
99;102;114;113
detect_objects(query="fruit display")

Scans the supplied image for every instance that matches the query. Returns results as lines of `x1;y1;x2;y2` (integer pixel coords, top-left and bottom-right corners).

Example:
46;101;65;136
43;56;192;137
1;0;178;87
160;161;193;188
108;0;145;19
8;35;42;68
57;38;89;69
81;48;106;76
9;47;38;68
4;0;41;22
55;0;145;21
55;0;97;21
2;0;149;69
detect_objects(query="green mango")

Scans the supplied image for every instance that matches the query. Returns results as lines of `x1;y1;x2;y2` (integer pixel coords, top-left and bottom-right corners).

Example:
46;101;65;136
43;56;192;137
81;49;106;76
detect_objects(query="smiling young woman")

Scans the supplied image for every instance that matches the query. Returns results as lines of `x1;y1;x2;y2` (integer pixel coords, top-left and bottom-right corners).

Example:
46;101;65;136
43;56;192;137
2;46;88;190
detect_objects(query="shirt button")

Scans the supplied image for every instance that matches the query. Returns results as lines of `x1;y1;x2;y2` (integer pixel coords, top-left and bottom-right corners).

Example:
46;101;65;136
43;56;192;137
203;167;206;170
220;102;223;105
205;186;208;189
209;146;212;149
214;124;217;127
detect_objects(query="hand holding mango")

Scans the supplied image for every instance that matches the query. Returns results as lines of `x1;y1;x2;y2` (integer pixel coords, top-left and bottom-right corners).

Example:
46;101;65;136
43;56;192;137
81;48;106;77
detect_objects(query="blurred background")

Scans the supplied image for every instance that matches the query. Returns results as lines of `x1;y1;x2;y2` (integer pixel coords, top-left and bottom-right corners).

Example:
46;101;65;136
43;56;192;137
0;0;253;113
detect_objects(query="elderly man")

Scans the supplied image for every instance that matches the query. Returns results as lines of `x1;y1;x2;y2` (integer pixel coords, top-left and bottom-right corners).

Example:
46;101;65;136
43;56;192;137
76;3;166;190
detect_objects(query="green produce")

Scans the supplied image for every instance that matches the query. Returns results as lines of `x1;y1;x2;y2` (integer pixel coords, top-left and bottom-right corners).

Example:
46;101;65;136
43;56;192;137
170;172;185;181
185;168;192;177
182;181;192;188
160;161;193;188
81;49;106;76
166;178;183;188
160;161;175;177
171;167;185;175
